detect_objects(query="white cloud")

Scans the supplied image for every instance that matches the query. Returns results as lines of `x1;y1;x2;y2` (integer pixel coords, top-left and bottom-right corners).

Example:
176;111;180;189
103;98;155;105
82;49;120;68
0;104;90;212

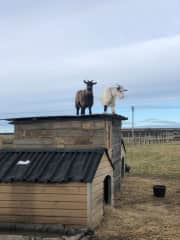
0;34;180;118
0;1;180;124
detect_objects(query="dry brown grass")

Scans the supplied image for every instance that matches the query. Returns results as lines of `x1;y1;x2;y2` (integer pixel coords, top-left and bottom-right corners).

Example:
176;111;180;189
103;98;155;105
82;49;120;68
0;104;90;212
96;143;180;240
126;143;180;179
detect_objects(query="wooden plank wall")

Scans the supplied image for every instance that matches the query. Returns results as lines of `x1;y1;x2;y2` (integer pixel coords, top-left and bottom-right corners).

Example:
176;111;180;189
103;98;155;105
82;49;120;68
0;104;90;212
105;120;122;193
14;120;106;148
90;153;113;228
111;120;122;193
0;182;87;226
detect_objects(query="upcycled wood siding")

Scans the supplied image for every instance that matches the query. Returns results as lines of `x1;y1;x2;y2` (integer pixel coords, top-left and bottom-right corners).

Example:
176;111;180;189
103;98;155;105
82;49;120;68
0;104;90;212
14;120;106;148
111;121;122;192
104;120;122;193
88;153;114;228
0;182;87;226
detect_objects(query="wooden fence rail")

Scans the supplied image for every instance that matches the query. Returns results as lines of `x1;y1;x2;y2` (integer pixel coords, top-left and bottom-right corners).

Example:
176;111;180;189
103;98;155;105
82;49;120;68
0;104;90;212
124;133;176;144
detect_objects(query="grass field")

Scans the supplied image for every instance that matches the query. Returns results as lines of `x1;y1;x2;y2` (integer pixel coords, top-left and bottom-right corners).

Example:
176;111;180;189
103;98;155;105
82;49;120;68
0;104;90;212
96;143;180;240
126;143;180;179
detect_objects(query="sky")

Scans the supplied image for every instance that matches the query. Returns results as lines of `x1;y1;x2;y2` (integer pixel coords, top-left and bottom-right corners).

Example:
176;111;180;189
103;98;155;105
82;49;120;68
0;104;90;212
0;0;180;132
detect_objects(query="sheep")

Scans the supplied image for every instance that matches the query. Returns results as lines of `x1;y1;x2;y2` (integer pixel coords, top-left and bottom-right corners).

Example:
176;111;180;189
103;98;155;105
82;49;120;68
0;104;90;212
100;85;127;114
75;80;97;115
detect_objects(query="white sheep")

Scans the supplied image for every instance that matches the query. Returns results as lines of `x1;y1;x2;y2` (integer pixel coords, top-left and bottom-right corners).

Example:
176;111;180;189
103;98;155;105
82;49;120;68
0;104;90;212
100;85;127;114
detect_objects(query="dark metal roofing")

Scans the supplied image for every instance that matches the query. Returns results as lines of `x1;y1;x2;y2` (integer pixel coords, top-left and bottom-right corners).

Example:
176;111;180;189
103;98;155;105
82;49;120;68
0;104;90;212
0;148;112;183
6;113;128;123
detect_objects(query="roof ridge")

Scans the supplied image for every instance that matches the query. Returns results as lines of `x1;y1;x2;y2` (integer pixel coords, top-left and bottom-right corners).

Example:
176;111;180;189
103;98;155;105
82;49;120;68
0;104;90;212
0;147;107;153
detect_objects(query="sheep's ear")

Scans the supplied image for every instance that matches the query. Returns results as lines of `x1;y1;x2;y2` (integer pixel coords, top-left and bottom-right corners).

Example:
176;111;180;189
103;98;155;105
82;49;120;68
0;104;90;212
92;80;97;85
83;80;87;84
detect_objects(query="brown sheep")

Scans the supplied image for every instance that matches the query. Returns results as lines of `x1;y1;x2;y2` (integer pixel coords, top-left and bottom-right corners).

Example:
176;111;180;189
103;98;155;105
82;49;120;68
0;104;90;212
75;80;97;115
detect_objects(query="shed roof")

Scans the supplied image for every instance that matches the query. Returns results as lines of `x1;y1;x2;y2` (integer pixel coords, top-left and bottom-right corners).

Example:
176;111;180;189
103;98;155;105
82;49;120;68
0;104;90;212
6;114;128;124
0;148;112;183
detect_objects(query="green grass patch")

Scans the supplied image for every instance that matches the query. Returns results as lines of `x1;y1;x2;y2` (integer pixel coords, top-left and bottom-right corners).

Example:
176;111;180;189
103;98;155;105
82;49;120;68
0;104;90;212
126;143;180;179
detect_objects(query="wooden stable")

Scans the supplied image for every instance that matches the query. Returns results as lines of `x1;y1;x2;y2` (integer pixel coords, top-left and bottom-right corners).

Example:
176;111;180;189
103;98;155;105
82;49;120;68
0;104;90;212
0;114;127;230
10;114;127;193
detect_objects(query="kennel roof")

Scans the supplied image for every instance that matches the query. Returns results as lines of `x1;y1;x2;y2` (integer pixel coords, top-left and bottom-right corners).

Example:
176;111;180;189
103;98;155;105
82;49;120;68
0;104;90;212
0;147;112;183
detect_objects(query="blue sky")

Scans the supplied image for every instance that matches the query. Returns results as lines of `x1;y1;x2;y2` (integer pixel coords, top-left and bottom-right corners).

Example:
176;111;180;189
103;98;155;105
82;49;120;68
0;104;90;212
0;0;180;132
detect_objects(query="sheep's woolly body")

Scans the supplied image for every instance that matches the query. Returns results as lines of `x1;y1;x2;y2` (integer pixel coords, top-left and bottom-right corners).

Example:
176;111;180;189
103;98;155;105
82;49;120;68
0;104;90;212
100;87;125;113
75;90;93;108
75;80;96;115
100;88;115;106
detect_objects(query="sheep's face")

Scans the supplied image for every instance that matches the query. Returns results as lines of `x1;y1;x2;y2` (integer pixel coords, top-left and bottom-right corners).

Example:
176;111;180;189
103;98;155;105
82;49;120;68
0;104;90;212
84;80;97;91
116;89;125;99
116;86;128;99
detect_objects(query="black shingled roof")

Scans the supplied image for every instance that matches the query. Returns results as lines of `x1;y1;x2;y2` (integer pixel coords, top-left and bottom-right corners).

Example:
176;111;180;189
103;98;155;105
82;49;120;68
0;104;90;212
0;148;112;183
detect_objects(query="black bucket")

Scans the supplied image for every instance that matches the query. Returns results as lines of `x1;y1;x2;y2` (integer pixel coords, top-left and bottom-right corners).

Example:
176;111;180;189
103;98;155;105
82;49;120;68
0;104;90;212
153;185;166;198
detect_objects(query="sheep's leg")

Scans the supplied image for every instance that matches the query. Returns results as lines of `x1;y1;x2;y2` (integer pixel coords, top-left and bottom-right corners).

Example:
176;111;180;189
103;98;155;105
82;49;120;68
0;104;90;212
111;98;116;114
104;105;107;113
111;105;116;114
76;107;80;115
89;107;92;115
112;107;115;114
111;103;116;114
81;107;85;115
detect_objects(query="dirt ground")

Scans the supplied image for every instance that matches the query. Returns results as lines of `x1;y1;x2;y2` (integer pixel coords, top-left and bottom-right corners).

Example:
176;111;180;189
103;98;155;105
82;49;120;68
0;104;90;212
96;176;180;240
